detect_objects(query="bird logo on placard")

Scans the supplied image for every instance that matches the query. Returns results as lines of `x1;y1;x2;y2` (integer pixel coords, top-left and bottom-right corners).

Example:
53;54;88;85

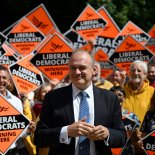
0;106;9;112
85;12;94;19
97;54;106;61
127;28;135;33
20;24;30;31
103;25;111;31
125;41;136;50
50;42;63;51
32;16;48;29
25;61;33;68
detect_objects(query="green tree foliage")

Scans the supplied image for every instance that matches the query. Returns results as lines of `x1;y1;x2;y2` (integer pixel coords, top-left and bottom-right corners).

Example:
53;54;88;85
88;0;155;32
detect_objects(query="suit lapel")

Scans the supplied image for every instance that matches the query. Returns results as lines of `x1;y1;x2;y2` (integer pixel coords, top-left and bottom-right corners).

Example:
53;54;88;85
93;86;103;126
63;85;75;124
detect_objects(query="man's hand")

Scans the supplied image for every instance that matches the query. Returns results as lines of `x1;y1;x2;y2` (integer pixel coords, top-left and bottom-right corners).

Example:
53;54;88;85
68;118;94;137
88;125;109;141
26;121;36;135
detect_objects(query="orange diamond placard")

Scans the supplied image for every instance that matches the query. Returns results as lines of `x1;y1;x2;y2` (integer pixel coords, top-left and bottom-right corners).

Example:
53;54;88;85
71;4;107;41
97;6;120;38
9;54;44;94
110;35;153;74
95;6;120;56
114;21;150;46
7;17;45;57
146;25;155;54
0;43;18;68
94;48;116;79
26;4;60;35
30;33;74;81
0;95;29;155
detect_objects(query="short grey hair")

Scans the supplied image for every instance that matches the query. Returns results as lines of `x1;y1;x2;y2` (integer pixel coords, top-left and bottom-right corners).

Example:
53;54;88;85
129;60;148;74
69;50;95;66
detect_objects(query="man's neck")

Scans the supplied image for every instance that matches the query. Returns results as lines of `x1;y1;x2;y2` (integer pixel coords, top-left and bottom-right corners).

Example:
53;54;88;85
131;82;143;91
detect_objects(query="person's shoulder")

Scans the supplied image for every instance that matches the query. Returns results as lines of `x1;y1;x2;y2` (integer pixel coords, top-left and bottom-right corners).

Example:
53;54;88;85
46;84;71;97
7;91;22;103
53;84;71;92
148;85;155;91
94;85;116;97
6;91;23;112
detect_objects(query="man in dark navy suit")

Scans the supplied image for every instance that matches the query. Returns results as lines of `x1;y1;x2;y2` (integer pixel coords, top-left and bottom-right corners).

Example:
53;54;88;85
34;50;126;155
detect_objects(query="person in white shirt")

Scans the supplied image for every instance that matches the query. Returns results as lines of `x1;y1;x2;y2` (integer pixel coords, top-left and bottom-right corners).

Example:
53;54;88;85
0;65;35;155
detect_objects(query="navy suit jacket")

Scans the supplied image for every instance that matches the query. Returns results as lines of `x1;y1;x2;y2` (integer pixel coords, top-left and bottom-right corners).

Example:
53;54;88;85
34;84;126;155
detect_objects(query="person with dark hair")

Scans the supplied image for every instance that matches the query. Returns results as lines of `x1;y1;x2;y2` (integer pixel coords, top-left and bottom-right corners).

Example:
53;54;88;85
147;64;155;88
137;93;155;152
110;86;125;103
34;50;126;155
110;86;140;155
110;86;140;129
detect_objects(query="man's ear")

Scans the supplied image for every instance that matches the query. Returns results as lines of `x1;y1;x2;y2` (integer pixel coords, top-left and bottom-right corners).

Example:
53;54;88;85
92;65;97;76
7;78;13;89
144;72;147;79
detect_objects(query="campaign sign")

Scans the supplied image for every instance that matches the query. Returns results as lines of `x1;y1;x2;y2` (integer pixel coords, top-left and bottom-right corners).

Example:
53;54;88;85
26;4;60;35
0;32;7;47
64;29;87;50
94;48;116;79
2;3;59;37
0;46;7;58
47;28;64;38
9;54;44;94
95;36;118;57
0;42;19;59
111;115;137;155
122;115;137;131
114;21;150;46
95;6;120;56
142;130;155;155
0;43;18;67
111;148;122;155
79;42;95;53
0;95;29;155
110;35;153;74
148;25;155;38
71;4;107;41
7;17;45;57
146;25;155;54
30;33;74;81
64;29;94;52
